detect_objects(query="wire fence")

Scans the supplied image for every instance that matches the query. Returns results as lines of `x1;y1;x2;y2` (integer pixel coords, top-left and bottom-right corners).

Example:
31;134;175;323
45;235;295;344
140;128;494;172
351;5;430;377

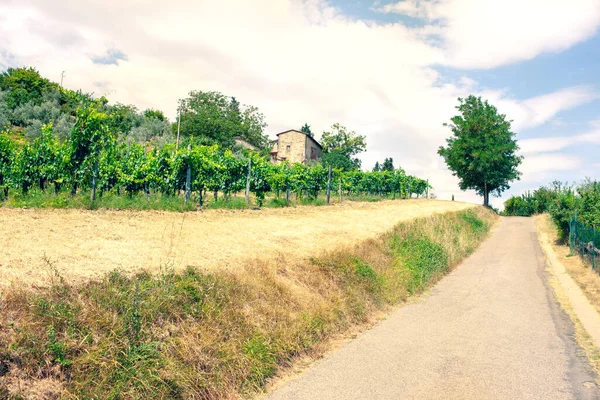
569;215;600;274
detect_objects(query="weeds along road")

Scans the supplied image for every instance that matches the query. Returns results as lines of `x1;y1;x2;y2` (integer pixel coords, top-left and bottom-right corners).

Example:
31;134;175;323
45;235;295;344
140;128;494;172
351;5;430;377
0;199;472;286
267;217;600;400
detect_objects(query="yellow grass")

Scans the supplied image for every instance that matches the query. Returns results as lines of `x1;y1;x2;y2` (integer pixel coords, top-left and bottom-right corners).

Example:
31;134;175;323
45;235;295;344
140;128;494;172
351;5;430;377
0;199;474;286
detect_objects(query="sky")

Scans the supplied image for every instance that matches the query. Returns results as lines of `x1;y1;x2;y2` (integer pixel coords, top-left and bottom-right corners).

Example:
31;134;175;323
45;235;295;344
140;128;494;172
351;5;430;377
0;0;599;207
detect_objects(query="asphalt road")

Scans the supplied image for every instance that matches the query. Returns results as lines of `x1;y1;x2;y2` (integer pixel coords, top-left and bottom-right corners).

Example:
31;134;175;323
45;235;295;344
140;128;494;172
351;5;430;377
267;217;600;400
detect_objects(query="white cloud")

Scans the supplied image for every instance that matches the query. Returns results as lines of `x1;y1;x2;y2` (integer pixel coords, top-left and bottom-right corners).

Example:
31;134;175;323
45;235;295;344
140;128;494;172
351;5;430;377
477;85;599;131
381;0;600;69
520;153;582;179
0;0;598;205
519;130;600;154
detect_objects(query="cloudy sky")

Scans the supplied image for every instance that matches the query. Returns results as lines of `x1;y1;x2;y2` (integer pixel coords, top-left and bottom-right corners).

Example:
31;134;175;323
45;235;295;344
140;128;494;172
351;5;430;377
1;0;599;206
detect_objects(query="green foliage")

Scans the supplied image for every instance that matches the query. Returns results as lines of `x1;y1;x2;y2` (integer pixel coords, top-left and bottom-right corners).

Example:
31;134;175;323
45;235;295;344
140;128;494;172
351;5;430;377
503;180;600;241
300;123;313;137
178;91;269;149
0;67;59;111
578;180;600;227
438;96;523;207
321;123;366;171
243;335;277;386
458;209;488;235
0;130;15;198
354;258;378;281
381;157;394;171
391;233;449;294
143;108;166;121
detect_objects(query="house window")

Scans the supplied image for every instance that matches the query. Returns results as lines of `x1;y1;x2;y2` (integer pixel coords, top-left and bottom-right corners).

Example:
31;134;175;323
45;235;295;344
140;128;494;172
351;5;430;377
311;147;317;159
286;145;291;151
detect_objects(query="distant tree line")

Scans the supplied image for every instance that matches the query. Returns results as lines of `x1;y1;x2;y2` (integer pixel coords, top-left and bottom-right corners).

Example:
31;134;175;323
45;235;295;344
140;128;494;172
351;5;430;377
503;180;600;240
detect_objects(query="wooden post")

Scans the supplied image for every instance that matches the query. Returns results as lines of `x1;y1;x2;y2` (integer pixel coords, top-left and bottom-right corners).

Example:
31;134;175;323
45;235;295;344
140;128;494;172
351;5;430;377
245;158;251;204
426;179;429;199
338;178;342;203
185;145;191;204
90;159;99;202
185;164;191;204
326;164;332;205
144;182;150;201
286;188;290;204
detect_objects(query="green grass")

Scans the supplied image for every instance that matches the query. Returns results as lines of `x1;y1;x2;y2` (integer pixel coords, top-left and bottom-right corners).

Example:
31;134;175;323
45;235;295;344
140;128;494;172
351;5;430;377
205;197;249;210
390;233;449;294
0;186;424;212
3;188;196;212
0;207;496;399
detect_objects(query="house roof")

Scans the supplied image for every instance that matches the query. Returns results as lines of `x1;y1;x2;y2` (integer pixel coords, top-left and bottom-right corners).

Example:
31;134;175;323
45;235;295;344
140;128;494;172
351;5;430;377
275;129;323;149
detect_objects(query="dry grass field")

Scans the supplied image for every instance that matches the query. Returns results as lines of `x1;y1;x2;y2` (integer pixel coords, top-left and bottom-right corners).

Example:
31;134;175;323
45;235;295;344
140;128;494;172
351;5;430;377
0;199;474;286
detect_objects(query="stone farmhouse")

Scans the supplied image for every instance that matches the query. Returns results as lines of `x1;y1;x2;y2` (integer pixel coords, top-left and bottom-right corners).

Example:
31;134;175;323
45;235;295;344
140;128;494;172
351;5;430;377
270;129;323;164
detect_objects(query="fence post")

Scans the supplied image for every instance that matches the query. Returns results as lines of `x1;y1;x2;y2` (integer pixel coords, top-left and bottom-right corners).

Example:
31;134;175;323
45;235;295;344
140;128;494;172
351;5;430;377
593;226;596;271
326;164;332;205
245;158;251;204
185;164;191;205
338;178;342;203
90;159;99;203
144;182;150;202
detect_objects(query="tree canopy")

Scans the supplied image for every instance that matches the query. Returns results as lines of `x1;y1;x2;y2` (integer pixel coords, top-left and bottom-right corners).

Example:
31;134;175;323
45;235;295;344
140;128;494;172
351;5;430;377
320;123;366;171
178;91;268;150
300;123;313;137
438;95;522;207
381;157;394;172
0;67;59;110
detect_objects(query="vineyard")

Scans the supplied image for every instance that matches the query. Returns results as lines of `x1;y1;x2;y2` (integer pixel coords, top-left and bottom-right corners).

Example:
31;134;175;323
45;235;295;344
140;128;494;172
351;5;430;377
0;101;430;208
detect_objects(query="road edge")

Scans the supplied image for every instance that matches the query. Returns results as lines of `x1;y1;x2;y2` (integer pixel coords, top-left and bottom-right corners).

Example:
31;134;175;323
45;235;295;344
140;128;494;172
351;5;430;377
535;217;600;378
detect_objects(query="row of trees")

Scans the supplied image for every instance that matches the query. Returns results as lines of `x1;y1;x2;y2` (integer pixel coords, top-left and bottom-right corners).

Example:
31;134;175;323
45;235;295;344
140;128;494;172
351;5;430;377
503;180;600;239
0;101;429;206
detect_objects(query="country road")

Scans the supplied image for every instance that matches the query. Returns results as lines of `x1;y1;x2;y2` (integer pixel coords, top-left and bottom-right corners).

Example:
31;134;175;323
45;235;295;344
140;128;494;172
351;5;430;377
267;217;600;400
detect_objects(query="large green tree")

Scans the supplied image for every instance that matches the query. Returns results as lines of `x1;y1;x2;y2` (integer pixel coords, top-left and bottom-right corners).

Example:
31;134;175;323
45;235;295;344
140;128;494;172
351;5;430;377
178;91;268;149
0;67;59;111
438;96;522;207
320;123;366;171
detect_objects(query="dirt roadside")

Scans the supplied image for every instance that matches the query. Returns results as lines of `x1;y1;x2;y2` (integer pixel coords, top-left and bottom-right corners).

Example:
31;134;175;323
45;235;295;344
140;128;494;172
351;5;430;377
536;214;600;374
0;199;474;286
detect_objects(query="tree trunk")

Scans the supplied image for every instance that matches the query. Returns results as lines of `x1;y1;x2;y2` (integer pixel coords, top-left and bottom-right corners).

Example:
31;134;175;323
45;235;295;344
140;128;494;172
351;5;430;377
483;182;489;207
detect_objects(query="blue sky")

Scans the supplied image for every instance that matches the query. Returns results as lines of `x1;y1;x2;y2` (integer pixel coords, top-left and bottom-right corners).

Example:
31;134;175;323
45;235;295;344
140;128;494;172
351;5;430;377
0;0;599;207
